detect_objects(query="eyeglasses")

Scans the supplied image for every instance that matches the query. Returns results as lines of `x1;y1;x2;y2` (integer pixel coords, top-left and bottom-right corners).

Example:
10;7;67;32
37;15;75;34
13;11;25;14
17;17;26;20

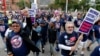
67;26;74;28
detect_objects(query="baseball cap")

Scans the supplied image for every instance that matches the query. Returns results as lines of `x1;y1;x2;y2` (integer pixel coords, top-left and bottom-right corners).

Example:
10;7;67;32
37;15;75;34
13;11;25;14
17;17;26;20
12;19;21;25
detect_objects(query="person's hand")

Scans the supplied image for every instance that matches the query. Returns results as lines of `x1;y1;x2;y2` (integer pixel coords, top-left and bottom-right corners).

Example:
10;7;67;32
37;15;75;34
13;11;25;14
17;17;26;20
78;34;83;40
7;52;13;56
7;54;13;56
71;46;76;51
3;37;6;43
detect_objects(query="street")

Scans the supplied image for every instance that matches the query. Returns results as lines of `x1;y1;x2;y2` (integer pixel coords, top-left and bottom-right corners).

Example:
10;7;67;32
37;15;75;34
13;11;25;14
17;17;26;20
0;35;98;56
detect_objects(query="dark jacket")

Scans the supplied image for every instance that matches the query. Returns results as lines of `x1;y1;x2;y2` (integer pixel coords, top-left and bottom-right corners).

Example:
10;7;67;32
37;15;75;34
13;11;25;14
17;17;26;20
90;45;100;56
31;29;40;43
26;17;32;31
6;30;40;55
48;28;57;43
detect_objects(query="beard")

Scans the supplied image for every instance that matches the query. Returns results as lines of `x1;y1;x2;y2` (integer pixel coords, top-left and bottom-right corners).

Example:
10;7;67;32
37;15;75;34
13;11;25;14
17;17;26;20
66;30;73;34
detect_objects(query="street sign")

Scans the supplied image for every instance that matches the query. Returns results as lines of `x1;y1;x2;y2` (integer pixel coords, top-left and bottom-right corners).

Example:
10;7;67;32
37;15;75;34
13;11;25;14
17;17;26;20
79;8;100;34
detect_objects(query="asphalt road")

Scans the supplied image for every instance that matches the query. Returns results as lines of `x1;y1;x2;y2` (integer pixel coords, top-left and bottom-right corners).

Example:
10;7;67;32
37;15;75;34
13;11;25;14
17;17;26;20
0;35;98;56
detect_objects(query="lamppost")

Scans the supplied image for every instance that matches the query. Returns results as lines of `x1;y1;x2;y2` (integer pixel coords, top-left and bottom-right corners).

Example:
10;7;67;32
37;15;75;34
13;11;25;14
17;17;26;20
30;0;38;8
30;0;37;4
66;0;68;13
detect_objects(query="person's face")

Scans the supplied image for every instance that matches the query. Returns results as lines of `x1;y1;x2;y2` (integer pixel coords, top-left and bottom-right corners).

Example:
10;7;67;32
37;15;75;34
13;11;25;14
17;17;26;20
98;21;100;25
12;23;21;33
77;14;82;19
49;22;54;27
33;23;38;27
65;24;74;34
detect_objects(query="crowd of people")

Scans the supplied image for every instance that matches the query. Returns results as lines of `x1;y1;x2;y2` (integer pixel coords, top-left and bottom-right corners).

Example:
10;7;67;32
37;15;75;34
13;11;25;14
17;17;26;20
0;9;100;56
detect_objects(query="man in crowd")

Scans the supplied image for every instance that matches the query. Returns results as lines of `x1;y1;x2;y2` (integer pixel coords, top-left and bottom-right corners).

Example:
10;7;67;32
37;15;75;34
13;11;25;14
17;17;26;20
58;21;78;56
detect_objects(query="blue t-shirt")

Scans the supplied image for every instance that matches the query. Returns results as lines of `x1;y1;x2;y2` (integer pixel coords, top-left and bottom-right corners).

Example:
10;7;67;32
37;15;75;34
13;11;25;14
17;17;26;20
3;16;8;24
8;31;29;56
55;21;61;32
90;45;100;56
80;33;88;42
0;24;8;37
88;29;94;40
74;19;83;27
93;25;100;38
59;31;78;56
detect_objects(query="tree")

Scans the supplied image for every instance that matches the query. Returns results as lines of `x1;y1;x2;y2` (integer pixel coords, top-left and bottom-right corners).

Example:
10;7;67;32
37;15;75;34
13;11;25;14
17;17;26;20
16;0;31;9
49;0;66;10
49;0;90;11
78;0;90;11
95;0;100;11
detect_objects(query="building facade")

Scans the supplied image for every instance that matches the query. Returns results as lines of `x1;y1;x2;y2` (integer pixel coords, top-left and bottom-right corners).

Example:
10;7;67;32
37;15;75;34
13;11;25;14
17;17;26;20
0;0;30;11
0;0;55;11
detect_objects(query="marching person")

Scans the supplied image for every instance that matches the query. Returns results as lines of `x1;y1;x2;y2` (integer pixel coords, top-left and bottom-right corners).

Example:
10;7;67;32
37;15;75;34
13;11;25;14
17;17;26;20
93;19;100;44
48;22;57;56
74;13;88;56
0;19;8;51
90;45;100;56
0;19;8;39
58;21;78;56
87;29;95;51
40;19;48;53
6;20;40;56
31;22;41;56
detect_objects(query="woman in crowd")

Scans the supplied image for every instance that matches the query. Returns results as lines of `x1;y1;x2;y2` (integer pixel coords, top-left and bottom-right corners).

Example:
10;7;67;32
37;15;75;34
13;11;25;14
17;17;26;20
48;22;57;56
31;22;41;56
6;20;40;56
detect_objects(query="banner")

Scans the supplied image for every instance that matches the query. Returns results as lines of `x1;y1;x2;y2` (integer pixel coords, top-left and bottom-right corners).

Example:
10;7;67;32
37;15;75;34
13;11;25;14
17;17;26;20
79;8;100;34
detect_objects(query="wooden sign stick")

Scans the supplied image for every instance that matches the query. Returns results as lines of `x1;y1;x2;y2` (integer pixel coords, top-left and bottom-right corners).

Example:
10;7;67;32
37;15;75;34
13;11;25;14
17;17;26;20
69;33;83;55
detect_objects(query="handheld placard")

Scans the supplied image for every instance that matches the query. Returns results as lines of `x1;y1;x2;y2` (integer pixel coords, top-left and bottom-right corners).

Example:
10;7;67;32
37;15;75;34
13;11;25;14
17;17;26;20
69;8;100;55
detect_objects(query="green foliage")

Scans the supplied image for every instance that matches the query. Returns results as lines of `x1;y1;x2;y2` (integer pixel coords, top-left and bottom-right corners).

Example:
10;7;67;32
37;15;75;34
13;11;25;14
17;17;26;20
49;0;66;10
16;0;31;9
49;0;91;11
95;0;100;11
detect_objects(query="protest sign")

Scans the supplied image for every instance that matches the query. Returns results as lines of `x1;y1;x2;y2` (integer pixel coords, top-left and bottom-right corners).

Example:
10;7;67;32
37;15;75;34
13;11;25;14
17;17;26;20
69;8;100;55
28;9;34;17
29;3;37;17
79;8;100;34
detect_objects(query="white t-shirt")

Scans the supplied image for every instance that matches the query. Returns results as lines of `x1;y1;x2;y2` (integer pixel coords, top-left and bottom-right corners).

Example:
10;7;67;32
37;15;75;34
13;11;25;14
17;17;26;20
5;28;12;37
50;17;56;22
